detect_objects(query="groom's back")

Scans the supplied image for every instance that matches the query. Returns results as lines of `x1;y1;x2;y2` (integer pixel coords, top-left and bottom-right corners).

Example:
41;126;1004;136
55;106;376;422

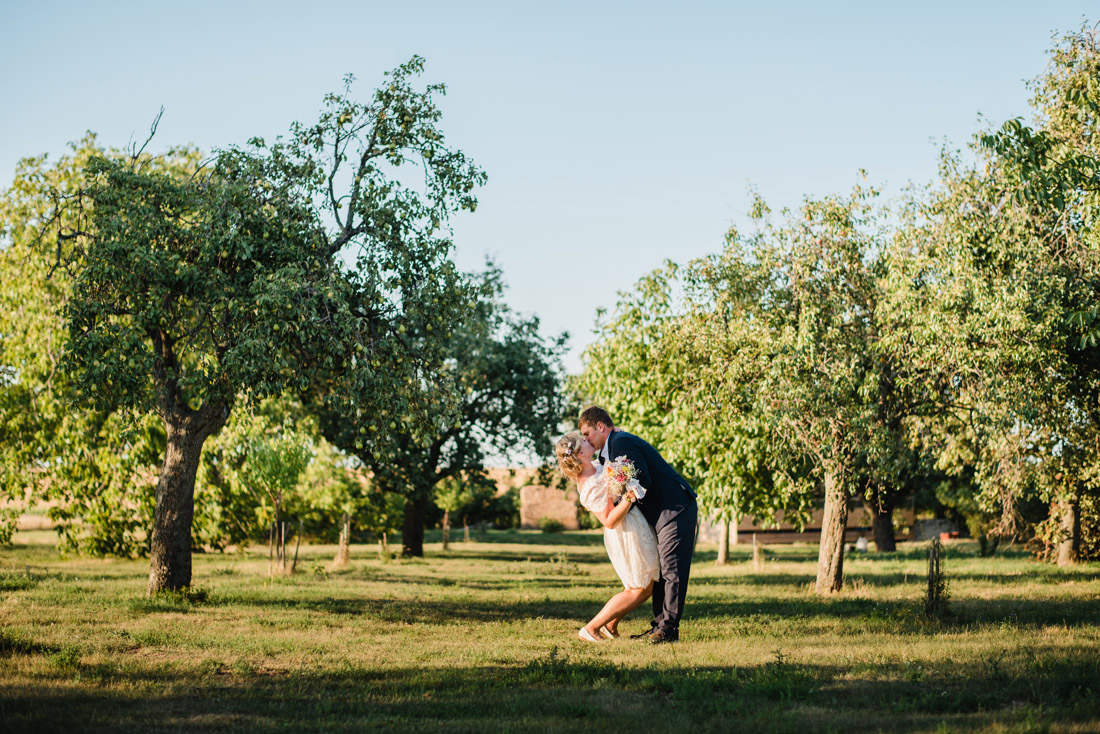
610;430;694;524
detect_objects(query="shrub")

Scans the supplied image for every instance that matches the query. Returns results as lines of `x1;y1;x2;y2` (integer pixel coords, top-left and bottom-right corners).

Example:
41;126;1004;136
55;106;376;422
538;518;564;533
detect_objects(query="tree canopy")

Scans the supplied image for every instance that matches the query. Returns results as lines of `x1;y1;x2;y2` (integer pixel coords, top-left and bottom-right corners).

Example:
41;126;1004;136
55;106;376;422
3;57;487;592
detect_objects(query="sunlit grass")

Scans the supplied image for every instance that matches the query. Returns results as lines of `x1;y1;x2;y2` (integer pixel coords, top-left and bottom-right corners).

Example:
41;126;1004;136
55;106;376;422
1;531;1098;733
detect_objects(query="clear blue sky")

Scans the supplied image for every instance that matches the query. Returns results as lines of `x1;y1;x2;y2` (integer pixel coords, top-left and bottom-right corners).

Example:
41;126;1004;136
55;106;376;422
1;2;1092;372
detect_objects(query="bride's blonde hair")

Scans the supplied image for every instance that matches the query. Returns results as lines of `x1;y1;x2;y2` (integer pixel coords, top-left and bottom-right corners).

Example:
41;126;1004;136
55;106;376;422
555;431;584;478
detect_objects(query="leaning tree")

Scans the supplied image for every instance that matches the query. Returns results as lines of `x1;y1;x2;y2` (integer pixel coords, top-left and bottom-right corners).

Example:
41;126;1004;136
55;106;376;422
30;57;484;593
0;136;197;555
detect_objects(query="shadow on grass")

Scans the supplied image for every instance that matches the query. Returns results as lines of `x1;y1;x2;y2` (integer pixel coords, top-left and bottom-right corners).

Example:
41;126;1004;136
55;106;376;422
177;586;1100;631
424;530;606;548
2;647;1098;733
691;568;1100;589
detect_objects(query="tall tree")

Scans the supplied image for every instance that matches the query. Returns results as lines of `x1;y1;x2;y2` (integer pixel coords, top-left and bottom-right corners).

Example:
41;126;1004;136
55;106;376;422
23;57;484;592
881;23;1100;563
317;266;566;557
688;187;921;591
0;136;193;553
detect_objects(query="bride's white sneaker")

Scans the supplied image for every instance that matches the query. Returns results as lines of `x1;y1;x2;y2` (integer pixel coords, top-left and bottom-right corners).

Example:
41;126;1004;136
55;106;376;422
598;626;618;639
578;627;603;643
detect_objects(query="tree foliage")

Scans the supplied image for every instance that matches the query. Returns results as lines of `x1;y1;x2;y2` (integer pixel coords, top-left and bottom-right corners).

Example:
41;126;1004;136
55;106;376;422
573;263;799;534
317;265;566;557
0;136;194;551
9;57;485;592
882;23;1100;561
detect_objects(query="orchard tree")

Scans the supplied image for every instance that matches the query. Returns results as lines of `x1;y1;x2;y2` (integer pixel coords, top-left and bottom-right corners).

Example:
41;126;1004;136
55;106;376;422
30;57;484;592
689;187;923;591
293;439;404;568
194;397;313;571
0;136;195;553
882;24;1100;563
574;263;806;565
434;472;499;548
317;266;566;557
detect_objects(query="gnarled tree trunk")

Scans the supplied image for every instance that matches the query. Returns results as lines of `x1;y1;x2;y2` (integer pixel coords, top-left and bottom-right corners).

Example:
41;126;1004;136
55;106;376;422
147;402;226;595
816;469;848;594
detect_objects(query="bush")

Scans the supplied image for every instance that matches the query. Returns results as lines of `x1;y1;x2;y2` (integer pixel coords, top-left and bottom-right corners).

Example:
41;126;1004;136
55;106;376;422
487;487;521;529
538;518;564;533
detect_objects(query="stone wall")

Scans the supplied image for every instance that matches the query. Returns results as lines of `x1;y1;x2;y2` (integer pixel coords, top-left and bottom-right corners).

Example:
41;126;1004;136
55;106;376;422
519;485;580;530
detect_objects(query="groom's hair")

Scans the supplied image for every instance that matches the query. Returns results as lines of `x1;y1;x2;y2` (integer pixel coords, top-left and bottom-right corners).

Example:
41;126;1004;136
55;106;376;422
579;406;613;429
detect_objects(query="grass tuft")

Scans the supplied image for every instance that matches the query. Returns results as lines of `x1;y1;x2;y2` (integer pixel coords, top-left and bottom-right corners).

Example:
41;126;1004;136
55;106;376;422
127;586;211;613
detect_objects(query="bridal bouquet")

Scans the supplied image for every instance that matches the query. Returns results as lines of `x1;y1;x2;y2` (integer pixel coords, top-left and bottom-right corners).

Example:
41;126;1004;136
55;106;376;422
605;456;645;501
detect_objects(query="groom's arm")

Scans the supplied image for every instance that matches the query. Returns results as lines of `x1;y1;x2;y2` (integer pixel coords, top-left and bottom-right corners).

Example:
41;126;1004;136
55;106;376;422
615;435;652;492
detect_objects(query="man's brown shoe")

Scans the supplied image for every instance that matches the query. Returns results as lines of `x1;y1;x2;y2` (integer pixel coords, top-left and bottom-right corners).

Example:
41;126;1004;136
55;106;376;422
648;629;678;644
629;628;656;640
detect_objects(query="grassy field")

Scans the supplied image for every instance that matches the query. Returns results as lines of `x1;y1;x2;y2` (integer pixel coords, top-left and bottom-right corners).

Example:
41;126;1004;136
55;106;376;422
1;528;1099;734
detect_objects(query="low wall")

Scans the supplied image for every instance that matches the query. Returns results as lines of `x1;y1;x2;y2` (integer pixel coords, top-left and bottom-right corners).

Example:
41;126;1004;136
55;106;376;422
519;485;580;530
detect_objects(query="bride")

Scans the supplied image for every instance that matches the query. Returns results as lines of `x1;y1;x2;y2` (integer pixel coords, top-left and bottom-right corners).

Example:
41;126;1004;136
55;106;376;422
555;431;660;642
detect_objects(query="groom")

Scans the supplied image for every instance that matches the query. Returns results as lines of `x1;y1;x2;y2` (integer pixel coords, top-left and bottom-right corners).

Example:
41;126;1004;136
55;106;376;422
579;406;698;644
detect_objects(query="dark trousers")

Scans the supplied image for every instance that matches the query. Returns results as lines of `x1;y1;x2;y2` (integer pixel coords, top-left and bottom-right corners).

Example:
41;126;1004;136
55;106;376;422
650;500;697;636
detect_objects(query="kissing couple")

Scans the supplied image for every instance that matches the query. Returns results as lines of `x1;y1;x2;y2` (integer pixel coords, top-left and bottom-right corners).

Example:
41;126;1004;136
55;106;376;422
555;406;698;644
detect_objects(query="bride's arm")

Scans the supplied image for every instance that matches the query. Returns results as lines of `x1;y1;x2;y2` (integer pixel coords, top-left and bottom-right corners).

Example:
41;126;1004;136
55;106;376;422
595;489;634;530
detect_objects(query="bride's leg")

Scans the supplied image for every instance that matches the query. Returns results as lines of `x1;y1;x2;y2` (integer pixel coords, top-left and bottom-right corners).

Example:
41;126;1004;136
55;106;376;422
605;583;653;634
585;586;651;637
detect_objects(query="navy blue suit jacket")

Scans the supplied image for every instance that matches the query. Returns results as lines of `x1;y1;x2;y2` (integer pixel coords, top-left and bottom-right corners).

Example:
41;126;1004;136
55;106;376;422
604;430;695;529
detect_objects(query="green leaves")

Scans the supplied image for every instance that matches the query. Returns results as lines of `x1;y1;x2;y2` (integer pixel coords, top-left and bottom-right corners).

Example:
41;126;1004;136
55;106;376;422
315;262;565;548
1069;306;1100;349
1;58;489;567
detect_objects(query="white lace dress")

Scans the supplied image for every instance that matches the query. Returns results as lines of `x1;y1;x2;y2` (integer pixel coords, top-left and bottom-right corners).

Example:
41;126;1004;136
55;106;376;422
579;472;660;590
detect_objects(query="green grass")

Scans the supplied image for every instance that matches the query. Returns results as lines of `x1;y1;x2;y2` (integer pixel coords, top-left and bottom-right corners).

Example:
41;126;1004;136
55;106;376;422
1;531;1098;733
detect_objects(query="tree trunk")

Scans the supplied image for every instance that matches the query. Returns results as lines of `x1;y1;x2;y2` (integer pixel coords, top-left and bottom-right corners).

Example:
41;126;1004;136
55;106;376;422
332;512;351;568
147;405;225;595
267;521;275;578
1056;496;1080;566
868;497;896;553
279;521;287;574
442;509;450;550
716;518;730;565
291;519;303;573
463;517;470;543
731;513;739;547
402;494;427;557
816;470;848;594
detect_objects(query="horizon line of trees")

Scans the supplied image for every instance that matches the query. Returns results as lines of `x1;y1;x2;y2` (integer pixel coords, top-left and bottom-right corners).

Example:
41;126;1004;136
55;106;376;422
573;22;1100;592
